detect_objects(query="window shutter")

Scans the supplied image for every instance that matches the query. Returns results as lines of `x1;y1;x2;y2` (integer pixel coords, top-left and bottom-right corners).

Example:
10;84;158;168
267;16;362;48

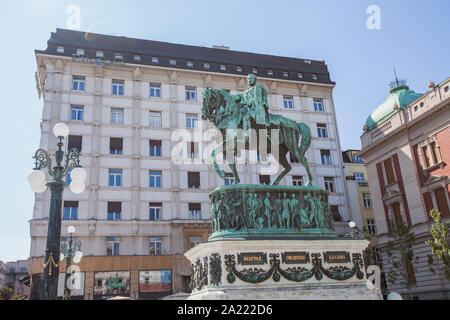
435;188;450;217
68;135;82;152
188;172;200;186
108;202;122;213
110;137;123;150
384;158;396;184
189;203;201;211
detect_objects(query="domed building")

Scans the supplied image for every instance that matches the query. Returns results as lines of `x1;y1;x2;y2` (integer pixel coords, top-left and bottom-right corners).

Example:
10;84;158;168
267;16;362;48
359;77;450;300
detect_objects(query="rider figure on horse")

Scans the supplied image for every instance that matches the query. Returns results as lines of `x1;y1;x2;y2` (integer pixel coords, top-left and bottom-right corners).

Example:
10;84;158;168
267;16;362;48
232;74;270;143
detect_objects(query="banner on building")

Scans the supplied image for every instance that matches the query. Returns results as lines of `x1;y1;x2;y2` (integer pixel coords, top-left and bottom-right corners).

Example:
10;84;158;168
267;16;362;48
93;271;131;300
138;270;172;293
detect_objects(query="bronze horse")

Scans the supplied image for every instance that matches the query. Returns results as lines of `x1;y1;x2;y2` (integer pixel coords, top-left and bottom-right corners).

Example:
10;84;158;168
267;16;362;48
202;87;313;186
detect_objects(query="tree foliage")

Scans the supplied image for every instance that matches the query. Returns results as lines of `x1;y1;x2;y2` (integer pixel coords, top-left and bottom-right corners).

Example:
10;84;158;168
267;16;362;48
385;219;418;300
0;287;13;300
425;209;450;280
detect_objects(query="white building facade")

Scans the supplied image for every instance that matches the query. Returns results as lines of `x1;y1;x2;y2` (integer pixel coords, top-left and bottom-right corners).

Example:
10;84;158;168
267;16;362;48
29;29;351;299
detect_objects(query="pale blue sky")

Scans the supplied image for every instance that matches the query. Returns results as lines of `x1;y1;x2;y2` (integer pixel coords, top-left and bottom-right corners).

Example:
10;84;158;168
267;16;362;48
0;0;449;261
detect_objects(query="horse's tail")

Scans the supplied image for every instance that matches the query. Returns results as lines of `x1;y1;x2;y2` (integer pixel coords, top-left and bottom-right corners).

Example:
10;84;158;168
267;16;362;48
296;122;311;157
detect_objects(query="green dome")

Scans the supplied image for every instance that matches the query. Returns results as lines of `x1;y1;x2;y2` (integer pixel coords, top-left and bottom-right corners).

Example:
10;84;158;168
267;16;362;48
365;85;422;131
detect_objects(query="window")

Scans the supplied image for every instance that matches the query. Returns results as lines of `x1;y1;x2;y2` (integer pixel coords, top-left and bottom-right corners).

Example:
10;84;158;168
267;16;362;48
149;237;162;255
107;202;121;220
70;105;84;121
187;142;199;159
320;150;332;165
106;238;120;256
224;173;235;185
236;66;242;72
57;46;64;53
115;52;123;60
267;69;273;76
384;158;396;185
220;64;226;71
392;202;403;226
353;155;363;163
186;61;194;67
76;48;84;56
188;172;200;189
189;203;202;219
169;58;176;65
283;71;289;77
283;96;294;109
149;140;162;157
317;123;328;138
421;140;442;168
304;59;312;64
189;236;202;248
96;51;104;58
292;176;303;186
363;193;373;208
149;111;162;127
252;68;258;74
259;175;270;185
63;201;78;220
149;170;162;188
313;99;324;112
367;219;377;235
330;205;341;221
312;74;318;80
374;248;383;265
444;86;449;93
111;108;124;124
298;72;304;79
186;113;198;128
324;177;335;193
152;56;159;63
68;135;82;152
109;169;122;187
112;80;124;95
203;62;210;69
149;202;163;221
185;87;196;101
109;137;123;155
72;76;85;91
434;188;450;217
354;173;365;181
134;55;141;61
150;83;161;98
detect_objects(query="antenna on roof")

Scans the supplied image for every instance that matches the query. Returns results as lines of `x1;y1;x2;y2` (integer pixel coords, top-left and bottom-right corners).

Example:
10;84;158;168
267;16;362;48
389;66;408;92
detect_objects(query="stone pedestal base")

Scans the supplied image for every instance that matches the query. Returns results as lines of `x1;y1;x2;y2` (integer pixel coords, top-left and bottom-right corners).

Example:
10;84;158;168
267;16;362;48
184;239;382;300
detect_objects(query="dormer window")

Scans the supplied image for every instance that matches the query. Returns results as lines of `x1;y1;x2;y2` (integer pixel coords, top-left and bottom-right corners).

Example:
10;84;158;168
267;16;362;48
96;51;104;58
204;62;210;69
152;57;159;64
312;74;318;80
283;71;289;77
134;55;141;61
115;53;123;60
57;46;64;53
304;59;312;64
236;66;243;72
76;48;84;56
187;61;194;67
298;72;303;79
220;64;226;71
252;68;258;74
267;70;273;76
169;58;176;65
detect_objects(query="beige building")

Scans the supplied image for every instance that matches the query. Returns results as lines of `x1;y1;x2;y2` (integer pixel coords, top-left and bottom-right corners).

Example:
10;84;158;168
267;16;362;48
6;260;30;297
360;77;450;299
29;28;351;299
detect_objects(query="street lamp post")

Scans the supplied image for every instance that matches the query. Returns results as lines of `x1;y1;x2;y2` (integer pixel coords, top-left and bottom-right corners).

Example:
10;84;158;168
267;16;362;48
62;226;82;300
28;123;86;300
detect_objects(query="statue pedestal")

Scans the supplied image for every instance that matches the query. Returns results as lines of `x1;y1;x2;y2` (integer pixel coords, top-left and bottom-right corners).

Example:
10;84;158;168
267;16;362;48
184;239;382;300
